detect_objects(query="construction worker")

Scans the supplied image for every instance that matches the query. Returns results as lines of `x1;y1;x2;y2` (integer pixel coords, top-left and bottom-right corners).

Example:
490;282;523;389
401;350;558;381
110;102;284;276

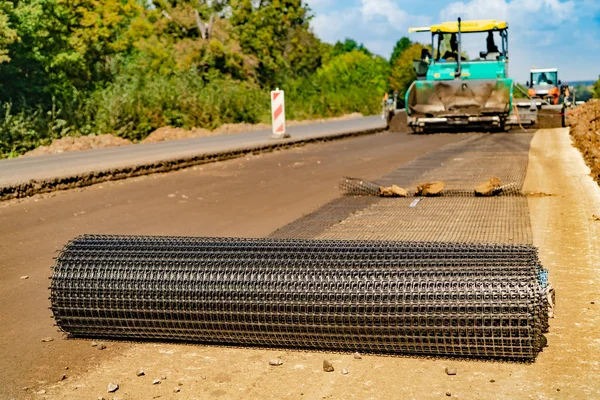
486;32;499;54
442;33;459;60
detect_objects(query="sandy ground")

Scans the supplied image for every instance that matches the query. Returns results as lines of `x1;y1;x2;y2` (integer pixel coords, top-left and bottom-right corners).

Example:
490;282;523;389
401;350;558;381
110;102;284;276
22;114;365;156
24;135;133;157
3;128;600;399
0;131;460;399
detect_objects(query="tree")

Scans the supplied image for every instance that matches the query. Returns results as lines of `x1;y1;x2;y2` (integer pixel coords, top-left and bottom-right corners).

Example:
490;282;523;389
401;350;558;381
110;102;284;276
389;43;425;97
574;84;593;102
332;38;371;57
390;37;411;66
0;2;18;64
316;50;389;93
592;78;600;100
230;0;319;86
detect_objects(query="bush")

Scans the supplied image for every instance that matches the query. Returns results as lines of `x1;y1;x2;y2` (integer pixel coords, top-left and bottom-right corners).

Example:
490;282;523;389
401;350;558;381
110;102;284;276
282;51;390;120
0;101;71;158
87;72;269;141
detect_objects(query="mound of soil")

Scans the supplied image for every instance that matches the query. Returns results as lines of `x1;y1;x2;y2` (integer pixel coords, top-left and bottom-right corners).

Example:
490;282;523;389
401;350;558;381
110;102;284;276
388;110;409;133
568;100;600;185
213;123;270;135
143;127;214;143
24;135;132;157
23;114;365;157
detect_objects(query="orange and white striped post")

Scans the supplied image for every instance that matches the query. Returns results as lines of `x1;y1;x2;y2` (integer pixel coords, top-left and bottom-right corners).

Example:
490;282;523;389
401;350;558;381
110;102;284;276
270;88;290;139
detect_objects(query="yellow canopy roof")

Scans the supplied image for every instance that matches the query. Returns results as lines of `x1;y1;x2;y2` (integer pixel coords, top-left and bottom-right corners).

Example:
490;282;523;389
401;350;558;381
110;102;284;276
409;20;508;34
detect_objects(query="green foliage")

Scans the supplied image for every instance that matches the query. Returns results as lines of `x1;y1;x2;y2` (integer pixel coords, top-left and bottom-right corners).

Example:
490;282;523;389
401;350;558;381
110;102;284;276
513;83;529;99
574;84;593;102
593;79;600;99
0;101;70;158
332;38;372;57
0;1;18;64
88;71;268;141
283;51;390;119
390;43;426;98
230;0;321;85
390;37;411;66
0;0;399;157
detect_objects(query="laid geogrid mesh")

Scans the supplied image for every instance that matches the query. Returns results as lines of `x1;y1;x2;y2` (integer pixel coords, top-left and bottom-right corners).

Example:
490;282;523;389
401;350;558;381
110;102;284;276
339;177;522;197
271;133;534;242
51;235;548;360
318;197;532;244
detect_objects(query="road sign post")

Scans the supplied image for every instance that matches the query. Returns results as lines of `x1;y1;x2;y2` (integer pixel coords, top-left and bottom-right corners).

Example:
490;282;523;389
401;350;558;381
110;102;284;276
270;88;290;139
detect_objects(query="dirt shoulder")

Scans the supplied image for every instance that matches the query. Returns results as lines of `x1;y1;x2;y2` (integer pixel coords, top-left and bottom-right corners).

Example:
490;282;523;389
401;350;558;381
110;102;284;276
9;128;600;400
23;114;364;156
568;99;600;185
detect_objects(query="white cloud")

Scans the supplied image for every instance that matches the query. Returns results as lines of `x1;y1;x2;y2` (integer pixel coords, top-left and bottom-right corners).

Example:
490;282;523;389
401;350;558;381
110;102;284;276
440;0;575;27
310;0;430;57
309;0;596;81
439;0;577;80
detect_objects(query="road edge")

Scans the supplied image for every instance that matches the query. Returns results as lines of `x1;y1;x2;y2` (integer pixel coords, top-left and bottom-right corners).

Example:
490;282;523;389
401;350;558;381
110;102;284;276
0;127;385;201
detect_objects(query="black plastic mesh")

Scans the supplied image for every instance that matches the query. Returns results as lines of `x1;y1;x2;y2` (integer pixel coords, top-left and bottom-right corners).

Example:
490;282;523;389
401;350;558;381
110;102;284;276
339;177;522;197
51;235;549;360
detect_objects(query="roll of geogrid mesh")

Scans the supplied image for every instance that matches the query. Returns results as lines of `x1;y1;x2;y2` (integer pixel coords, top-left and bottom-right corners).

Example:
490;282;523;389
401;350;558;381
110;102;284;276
50;235;549;360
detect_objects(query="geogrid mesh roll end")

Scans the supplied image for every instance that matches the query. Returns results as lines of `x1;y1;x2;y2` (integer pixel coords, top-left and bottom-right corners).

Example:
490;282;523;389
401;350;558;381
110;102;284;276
339;177;381;196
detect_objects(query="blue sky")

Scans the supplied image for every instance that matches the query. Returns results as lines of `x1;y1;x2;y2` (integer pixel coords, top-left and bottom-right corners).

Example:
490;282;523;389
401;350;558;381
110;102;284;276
305;0;600;82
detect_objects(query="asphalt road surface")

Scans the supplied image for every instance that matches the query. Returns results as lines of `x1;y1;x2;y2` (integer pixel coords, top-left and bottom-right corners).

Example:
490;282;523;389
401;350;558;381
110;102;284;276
0;130;460;397
0;116;386;188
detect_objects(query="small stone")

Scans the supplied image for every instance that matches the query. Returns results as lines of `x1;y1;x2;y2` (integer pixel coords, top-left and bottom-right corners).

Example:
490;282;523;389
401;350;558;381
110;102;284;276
107;383;119;393
178;382;183;386
353;352;362;360
136;369;145;377
445;367;457;376
446;391;452;397
22;387;28;391
475;177;503;197
168;194;176;198
379;185;409;198
98;397;105;400
323;360;334;372
60;374;67;381
342;369;349;375
37;390;47;394
153;379;161;385
416;181;445;197
91;342;99;347
269;359;283;366
41;337;54;343
490;379;496;383
97;344;107;350
557;388;561;392
65;367;69;370
21;276;29;280
161;375;167;380
592;302;596;305
173;387;181;393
